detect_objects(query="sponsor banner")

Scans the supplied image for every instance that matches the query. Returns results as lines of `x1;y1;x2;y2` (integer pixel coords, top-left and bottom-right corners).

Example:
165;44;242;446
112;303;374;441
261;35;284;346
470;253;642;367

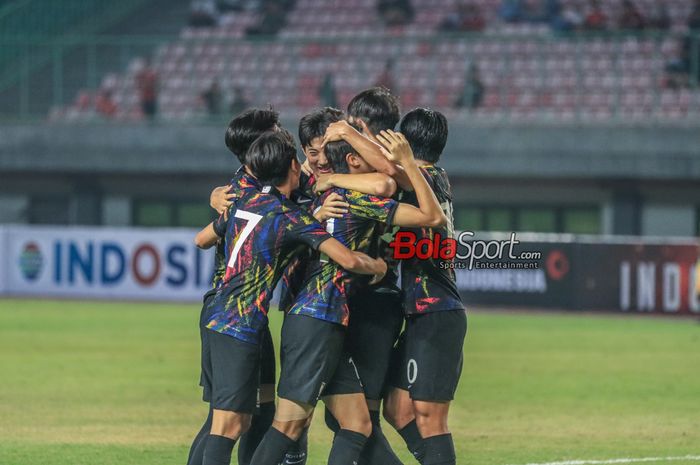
575;243;700;314
455;242;575;308
456;236;700;315
3;225;214;301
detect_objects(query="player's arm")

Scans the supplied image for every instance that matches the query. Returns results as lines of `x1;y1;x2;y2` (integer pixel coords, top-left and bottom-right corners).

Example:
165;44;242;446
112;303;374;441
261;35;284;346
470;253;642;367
195;208;229;249
318;238;387;284
323;120;413;191
194;223;219;249
315;172;396;198
377;130;447;229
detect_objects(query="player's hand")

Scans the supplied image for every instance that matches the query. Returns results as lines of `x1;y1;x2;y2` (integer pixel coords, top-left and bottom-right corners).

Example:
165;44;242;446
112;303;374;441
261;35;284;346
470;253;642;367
301;159;313;177
321;120;352;146
210;185;235;215
314;173;334;193
348;116;379;144
313;193;349;221
369;258;387;285
376;130;414;166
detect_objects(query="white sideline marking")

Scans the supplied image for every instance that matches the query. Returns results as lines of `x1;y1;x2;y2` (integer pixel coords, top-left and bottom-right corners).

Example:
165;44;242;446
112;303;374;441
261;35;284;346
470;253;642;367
510;455;700;465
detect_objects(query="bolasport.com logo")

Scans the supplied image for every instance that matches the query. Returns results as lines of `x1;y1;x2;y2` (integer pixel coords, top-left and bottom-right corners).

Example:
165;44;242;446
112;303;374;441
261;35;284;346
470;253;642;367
389;231;542;270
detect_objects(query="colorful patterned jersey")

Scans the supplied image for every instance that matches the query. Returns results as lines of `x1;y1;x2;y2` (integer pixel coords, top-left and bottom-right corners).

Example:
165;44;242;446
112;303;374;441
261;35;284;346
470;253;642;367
288;187;398;325
400;164;464;315
277;171;318;312
210;168;262;289
205;184;332;344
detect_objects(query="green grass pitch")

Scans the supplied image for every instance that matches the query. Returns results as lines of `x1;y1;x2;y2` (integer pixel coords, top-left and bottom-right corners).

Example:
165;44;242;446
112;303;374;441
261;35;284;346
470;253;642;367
1;299;699;465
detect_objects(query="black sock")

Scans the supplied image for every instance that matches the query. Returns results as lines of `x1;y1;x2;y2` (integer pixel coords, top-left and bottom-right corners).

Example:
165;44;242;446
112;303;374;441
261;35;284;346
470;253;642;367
324;407;341;433
397;420;425;464
248;427;295;465
203;434;236;465
423;434;455;465
328;429;368;465
282;426;308;465
359;411;403;465
237;402;275;465
187;408;213;465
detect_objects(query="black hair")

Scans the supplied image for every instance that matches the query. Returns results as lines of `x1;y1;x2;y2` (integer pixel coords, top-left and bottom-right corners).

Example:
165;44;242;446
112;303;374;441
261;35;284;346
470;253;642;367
399;108;448;164
346;86;400;135
324;140;356;174
224;107;280;164
247;128;298;186
298;107;344;148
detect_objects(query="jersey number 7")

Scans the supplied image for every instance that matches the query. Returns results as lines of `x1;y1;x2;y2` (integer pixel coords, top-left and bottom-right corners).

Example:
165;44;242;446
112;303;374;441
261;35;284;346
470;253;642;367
227;210;263;268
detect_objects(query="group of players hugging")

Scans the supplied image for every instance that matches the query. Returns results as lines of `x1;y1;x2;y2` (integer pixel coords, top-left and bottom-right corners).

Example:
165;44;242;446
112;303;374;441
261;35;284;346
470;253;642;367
186;87;467;465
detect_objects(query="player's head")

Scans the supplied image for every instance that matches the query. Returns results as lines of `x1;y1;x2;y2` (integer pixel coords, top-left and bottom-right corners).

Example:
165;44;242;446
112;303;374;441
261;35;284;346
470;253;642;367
346;86;400;135
325;140;373;175
399;108;448;164
298;107;344;177
224;107;280;165
247;128;300;190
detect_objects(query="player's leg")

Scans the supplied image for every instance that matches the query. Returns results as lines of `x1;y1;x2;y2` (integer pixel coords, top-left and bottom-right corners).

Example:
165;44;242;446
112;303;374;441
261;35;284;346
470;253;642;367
401;310;467;465
339;291;405;465
238;327;276;465
188;407;213;465
188;292;219;465
250;314;345;465
249;398;314;465
323;393;372;465
384;387;424;464
383;332;426;464
203;329;260;465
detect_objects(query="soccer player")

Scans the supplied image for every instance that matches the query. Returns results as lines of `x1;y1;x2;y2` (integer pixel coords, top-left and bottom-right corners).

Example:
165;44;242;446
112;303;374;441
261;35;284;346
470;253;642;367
192;129;387;465
188;108;280;465
249;129;446;465
383;109;467;465
316;87;411;465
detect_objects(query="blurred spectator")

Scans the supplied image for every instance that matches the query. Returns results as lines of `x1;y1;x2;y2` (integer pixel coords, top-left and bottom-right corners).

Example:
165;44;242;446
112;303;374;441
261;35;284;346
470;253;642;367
136;59;158;120
95;89;117;118
229;87;249;116
583;0;607;30
189;0;219;27
247;1;289;35
618;0;645;31
454;64;484;109
551;2;584;32
665;2;700;88
499;0;524;23
201;80;222;116
375;59;397;93
647;1;670;30
689;0;700;30
318;72;337;108
378;0;415;27
440;2;485;32
524;0;561;23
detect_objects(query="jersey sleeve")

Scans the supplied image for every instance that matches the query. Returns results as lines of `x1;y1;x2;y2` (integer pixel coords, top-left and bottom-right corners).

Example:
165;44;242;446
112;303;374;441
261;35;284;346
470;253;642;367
283;208;332;250
346;191;399;225
212;208;230;238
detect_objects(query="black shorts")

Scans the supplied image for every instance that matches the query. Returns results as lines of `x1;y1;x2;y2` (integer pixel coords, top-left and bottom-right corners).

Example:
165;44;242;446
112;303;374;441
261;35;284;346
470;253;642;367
388;309;467;402
199;290;217;402
345;289;404;400
277;314;363;406
260;324;276;386
200;289;275;399
200;328;261;413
